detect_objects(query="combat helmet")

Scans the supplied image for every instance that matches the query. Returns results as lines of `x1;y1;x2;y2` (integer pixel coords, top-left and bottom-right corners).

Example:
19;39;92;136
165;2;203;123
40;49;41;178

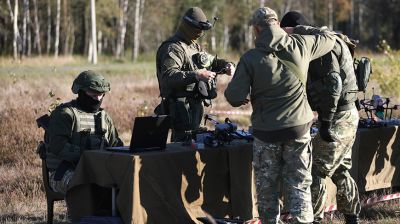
182;7;213;30
71;70;110;94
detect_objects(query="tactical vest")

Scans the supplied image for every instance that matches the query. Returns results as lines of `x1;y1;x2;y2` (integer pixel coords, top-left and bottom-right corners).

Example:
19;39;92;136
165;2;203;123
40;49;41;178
69;106;108;150
307;38;358;113
46;102;109;170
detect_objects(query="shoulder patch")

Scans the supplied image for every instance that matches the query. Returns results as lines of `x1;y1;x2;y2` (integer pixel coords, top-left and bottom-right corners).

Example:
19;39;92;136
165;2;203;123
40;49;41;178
164;58;176;68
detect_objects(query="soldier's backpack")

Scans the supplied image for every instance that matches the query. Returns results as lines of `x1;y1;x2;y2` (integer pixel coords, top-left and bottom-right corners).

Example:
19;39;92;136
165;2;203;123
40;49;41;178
354;57;372;92
36;114;51;159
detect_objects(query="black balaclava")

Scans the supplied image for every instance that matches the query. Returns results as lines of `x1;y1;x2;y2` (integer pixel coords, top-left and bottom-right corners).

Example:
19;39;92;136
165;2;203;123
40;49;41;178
77;90;103;113
177;7;210;42
178;21;204;42
280;11;311;27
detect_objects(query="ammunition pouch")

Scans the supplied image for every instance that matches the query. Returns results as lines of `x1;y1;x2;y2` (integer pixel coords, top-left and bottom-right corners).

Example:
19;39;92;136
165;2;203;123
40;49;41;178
154;98;170;115
196;79;217;100
170;97;192;131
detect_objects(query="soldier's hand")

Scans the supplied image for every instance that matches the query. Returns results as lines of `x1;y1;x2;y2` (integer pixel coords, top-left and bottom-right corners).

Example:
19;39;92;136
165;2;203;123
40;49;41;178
195;69;216;82
319;120;335;142
225;63;236;76
242;99;250;105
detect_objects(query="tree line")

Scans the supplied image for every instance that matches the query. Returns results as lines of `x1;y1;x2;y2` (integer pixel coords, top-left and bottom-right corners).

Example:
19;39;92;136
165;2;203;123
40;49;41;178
0;0;399;63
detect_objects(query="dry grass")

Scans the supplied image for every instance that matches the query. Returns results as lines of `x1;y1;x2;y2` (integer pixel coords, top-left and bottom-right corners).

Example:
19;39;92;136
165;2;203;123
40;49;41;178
0;54;399;223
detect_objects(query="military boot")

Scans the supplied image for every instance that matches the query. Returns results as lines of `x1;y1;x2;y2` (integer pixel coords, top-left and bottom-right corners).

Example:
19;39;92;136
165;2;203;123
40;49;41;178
344;214;359;224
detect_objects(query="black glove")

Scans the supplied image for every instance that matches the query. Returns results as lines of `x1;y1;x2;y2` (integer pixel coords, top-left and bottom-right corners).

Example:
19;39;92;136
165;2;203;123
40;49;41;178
319;120;335;142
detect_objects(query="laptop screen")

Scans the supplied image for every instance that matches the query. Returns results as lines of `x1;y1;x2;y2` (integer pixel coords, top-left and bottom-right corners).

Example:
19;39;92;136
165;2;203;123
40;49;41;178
129;115;171;152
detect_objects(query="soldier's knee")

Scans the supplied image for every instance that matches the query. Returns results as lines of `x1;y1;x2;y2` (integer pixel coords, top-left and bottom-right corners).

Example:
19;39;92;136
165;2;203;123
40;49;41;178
331;169;351;183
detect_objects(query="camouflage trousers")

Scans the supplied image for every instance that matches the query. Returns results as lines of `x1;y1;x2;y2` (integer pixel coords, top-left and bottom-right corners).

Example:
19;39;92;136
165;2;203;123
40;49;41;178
312;107;360;221
49;169;75;195
253;132;313;224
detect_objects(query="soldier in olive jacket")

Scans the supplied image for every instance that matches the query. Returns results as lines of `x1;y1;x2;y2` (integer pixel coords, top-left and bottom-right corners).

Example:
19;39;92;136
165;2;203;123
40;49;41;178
224;7;336;224
156;7;234;142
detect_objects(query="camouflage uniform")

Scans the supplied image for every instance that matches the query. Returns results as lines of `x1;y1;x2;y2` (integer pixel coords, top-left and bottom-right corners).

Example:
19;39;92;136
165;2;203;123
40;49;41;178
253;134;313;224
281;11;361;223
47;71;123;194
156;7;229;141
312;108;360;221
225;7;336;224
309;42;361;222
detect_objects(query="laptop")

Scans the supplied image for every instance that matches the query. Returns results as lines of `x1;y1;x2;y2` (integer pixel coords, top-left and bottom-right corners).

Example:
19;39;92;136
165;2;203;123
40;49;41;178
107;115;171;153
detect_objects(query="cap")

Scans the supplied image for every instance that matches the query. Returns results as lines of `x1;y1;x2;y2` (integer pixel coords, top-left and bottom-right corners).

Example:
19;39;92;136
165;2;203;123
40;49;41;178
71;70;111;94
280;11;311;27
182;7;212;30
249;7;279;26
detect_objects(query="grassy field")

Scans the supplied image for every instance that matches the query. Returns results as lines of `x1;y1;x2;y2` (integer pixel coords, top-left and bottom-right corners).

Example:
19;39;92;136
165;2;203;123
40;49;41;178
0;52;399;224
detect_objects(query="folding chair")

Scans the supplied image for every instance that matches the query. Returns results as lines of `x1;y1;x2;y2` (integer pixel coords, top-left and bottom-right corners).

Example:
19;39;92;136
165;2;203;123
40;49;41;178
36;115;65;224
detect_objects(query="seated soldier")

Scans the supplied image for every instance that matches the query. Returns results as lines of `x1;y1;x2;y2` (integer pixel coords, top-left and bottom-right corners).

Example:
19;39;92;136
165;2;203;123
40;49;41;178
47;70;123;194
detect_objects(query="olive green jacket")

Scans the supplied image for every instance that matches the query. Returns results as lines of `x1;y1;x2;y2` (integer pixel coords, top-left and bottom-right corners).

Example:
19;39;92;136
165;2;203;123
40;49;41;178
156;31;229;98
46;100;123;170
224;25;336;131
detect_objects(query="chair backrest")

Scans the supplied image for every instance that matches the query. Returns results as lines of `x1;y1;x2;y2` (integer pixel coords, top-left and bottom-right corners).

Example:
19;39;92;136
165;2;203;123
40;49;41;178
37;142;65;200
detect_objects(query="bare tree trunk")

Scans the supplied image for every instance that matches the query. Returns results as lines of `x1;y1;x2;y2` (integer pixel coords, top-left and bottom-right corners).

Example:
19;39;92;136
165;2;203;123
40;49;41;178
115;0;129;59
98;30;102;55
69;32;75;55
46;0;52;55
62;0;68;55
349;0;354;37
328;0;333;30
7;0;14;21
12;0;19;60
210;5;218;51
221;24;229;53
27;0;32;57
54;0;60;58
27;13;32;56
259;0;265;7
88;38;93;61
132;0;140;62
245;0;253;49
84;8;89;56
358;0;363;40
90;0;97;64
33;0;41;55
139;0;145;39
308;0;314;25
22;0;29;57
62;0;73;55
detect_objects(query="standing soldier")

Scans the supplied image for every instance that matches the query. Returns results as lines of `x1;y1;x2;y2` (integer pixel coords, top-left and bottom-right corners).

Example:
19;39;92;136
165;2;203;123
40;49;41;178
46;70;123;195
281;11;360;224
224;7;336;224
155;7;235;142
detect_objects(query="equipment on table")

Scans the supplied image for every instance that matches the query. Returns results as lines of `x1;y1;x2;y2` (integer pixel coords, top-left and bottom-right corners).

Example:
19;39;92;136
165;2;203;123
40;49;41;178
357;90;400;128
107;115;171;153
185;114;253;148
